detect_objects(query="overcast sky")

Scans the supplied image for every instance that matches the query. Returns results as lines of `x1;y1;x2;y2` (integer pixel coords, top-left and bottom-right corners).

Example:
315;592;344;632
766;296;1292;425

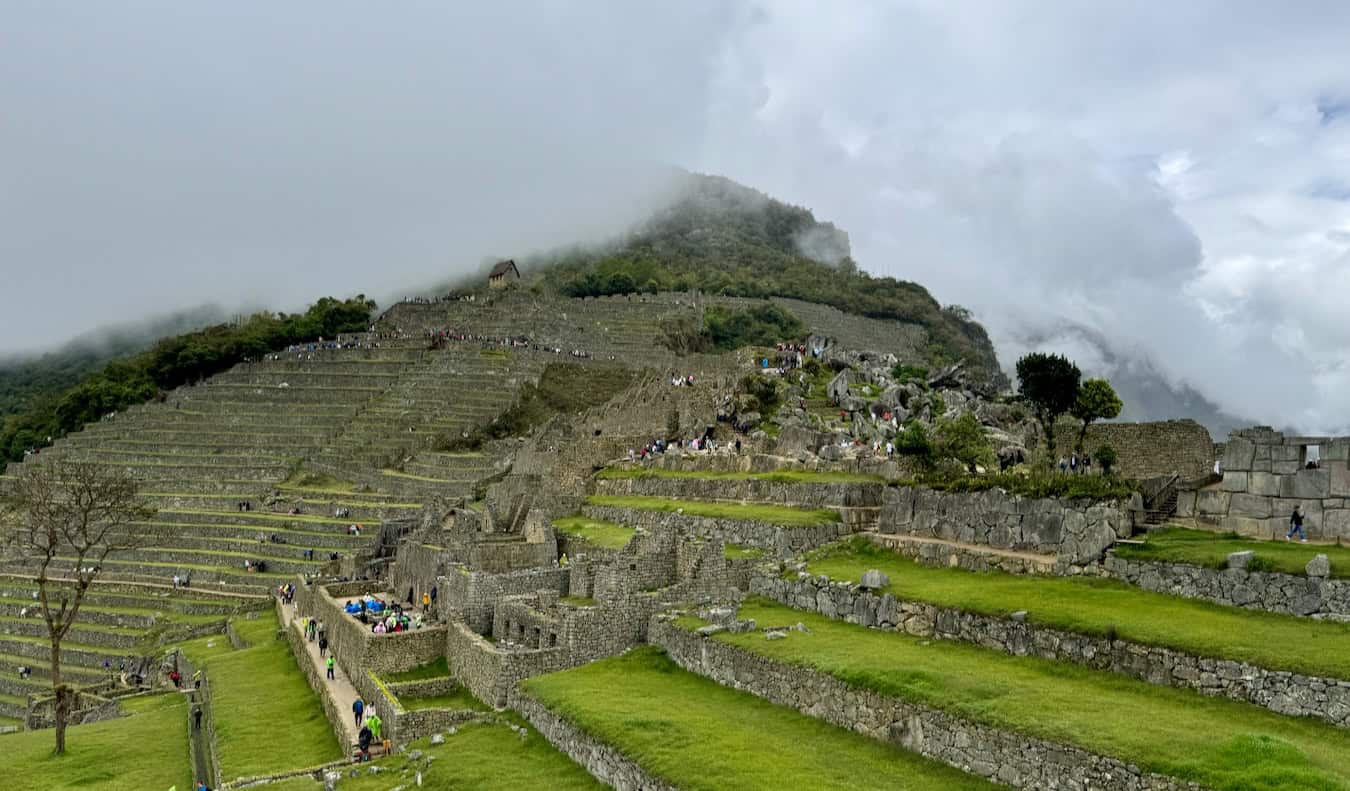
2;2;1348;433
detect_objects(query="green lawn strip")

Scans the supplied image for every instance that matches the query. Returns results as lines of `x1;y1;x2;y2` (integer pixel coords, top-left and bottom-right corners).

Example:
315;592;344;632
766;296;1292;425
381;656;450;682
398;688;490;712
552;515;636;549
724;543;766;560
560;595;595;607
0;615;150;638
134;547;325;568
176;632;240;665
586;495;840;527
712;599;1350;791
805;539;1350;680
8;692;191;790
262;724;604;790
205;609;341;780
1116;527;1350;579
0;596;224;625
597;467;885;484
524;647;994;791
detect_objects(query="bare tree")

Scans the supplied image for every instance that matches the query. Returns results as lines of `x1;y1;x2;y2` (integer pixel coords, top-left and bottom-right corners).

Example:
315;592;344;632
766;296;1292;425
0;461;157;754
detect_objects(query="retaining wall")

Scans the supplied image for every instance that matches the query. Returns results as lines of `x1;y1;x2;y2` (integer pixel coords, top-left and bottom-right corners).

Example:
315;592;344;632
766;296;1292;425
1101;554;1350;618
584;505;850;557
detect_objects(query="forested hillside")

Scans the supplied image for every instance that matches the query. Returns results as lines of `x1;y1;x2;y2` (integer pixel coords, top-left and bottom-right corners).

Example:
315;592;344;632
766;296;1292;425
524;173;1002;379
0;296;376;461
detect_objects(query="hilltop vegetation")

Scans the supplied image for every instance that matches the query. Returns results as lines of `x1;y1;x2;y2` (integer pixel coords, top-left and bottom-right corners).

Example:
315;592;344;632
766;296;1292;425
0;296;376;461
527;173;1000;378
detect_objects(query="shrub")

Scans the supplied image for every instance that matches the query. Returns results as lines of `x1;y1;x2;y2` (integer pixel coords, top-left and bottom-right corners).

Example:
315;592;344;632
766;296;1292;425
1246;556;1278;574
1095;445;1119;475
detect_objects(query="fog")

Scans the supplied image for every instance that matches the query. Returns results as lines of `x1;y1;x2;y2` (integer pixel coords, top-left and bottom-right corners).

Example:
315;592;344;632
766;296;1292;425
3;2;1348;433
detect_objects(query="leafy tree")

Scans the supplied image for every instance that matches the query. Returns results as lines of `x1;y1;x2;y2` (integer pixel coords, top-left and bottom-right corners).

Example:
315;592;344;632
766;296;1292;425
934;411;996;474
1095;444;1120;475
703;304;804;351
1015;353;1081;461
1;462;160;754
739;373;782;415
895;422;934;462
1071;378;1123;452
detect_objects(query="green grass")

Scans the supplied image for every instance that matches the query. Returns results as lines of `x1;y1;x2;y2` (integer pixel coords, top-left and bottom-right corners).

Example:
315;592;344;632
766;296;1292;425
257;723;602;790
586;495;840;528
9;692;191;790
280;470;357;492
905;470;1139;502
381;656;450;682
205;609;342;781
560;595;596;607
398;687;489;712
806;538;1350;679
597;467;885;484
698;599;1350;791
1116;526;1350;578
724;543;766;560
524;647;994;790
552;515;636;549
381;469;451;482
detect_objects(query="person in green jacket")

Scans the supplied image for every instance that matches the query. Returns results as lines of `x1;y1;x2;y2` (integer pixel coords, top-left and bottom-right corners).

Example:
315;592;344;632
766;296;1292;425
367;711;382;742
326;655;335;680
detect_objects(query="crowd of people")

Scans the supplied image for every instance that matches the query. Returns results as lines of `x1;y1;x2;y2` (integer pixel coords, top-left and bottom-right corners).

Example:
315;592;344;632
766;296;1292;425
1057;454;1094;475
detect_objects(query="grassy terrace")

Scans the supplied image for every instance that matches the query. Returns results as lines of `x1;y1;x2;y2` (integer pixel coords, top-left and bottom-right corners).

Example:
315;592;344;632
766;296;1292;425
524;647;994;790
399;687;490;712
10;693;191;790
725;543;766;560
552;515;636;549
691;599;1350;791
586;495;840;528
597;467;885;484
259;723;603;791
381;656;450;682
205;609;342;781
803;539;1350;679
1116;526;1350;578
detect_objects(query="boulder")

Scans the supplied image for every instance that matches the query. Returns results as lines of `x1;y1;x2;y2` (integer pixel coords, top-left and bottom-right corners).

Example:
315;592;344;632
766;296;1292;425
1226;550;1255;570
827;371;850;403
859;569;891;590
1307;554;1331;579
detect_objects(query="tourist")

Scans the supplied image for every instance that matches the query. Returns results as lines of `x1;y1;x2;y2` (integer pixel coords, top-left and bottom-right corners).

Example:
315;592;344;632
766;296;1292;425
318;636;328;657
1058;457;1068;474
326;655;335;680
422;591;431;610
172;574;180;589
367;710;383;743
358;724;373;762
353;697;364;726
1287;506;1308;542
1083;455;1092;475
1070;454;1078;474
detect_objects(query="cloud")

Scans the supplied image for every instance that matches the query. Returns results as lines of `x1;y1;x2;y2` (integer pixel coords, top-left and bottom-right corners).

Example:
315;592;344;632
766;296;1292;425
2;1;1347;433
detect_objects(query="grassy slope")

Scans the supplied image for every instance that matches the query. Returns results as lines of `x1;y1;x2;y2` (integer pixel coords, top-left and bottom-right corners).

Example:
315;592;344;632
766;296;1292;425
255;725;602;791
381;656;450;683
597;467;884;484
1116;526;1350;578
399;688;489;712
9;693;191;791
552;515;636;549
710;599;1350;791
205;609;343;781
587;495;840;527
805;539;1350;679
524;647;995;791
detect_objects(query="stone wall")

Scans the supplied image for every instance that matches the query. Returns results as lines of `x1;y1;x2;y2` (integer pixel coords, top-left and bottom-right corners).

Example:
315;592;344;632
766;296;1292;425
443;565;569;634
650;620;1199;791
1101;553;1350;618
304;583;447;676
753;573;1350;727
445;622;570;708
880;485;1134;565
1194;427;1350;540
593;473;885;510
508;688;679;791
1052;418;1215;480
584;505;851;557
283;613;352;757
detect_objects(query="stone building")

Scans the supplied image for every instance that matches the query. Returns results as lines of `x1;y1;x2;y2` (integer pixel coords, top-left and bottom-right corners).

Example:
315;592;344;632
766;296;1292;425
487;259;520;289
1182;427;1350;539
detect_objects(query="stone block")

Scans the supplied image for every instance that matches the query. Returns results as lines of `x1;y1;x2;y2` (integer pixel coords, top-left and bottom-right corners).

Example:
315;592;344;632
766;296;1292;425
1272;444;1301;463
1226;550;1254;570
1254;442;1272;462
1325;510;1350;540
1175;490;1196;518
1307;554;1332;578
1248;457;1272;473
1196;490;1231;516
1248;472;1281;497
859;569;890;590
1326;440;1350;463
1281;470;1330;500
1272;460;1301;475
1220;472;1249;493
1223;438;1256;471
1229;494;1272;519
1332;467;1350;498
1221;516;1272;539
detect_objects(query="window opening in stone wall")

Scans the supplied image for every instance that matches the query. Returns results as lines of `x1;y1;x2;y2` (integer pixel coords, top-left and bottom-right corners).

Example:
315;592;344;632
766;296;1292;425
1302;445;1321;469
533;627;541;647
550;632;558;648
